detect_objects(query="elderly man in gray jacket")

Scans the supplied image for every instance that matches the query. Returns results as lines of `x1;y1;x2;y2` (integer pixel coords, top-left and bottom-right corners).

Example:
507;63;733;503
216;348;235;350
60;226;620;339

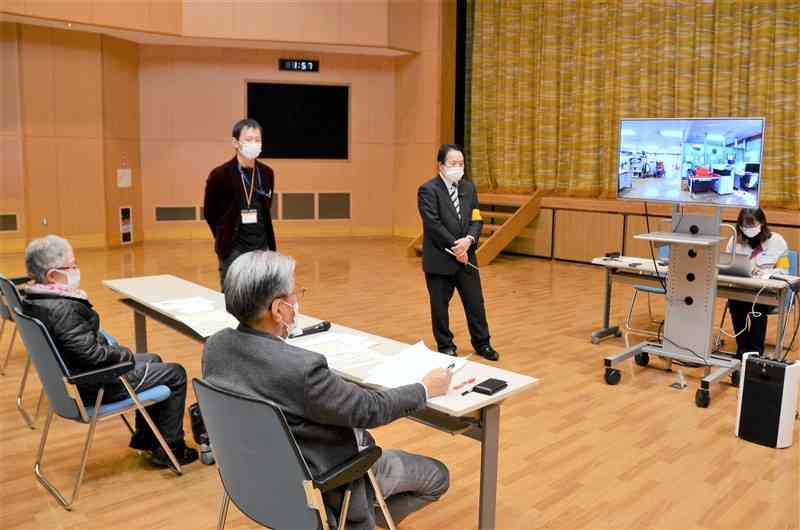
202;250;451;529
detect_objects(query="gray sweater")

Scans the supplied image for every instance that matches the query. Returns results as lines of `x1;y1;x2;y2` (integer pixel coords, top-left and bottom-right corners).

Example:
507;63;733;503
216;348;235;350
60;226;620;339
202;325;427;529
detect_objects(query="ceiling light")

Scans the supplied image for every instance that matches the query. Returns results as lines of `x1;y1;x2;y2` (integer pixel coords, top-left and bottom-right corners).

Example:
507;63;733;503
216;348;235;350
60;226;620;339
659;129;683;138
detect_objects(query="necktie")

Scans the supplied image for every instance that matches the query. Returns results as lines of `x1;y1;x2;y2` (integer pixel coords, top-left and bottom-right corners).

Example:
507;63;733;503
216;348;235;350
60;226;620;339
449;185;460;218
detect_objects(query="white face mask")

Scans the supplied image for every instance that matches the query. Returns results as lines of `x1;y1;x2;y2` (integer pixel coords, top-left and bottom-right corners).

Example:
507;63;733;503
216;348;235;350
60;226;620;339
277;299;300;338
52;268;81;289
741;224;761;239
239;141;261;160
442;166;464;184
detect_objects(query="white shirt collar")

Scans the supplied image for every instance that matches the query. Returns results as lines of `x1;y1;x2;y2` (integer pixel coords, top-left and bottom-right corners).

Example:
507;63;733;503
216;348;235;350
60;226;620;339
440;175;456;191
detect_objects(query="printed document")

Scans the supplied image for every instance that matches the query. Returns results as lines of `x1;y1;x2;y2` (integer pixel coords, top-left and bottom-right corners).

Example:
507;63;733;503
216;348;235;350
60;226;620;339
153;297;237;337
289;332;388;372
363;341;467;388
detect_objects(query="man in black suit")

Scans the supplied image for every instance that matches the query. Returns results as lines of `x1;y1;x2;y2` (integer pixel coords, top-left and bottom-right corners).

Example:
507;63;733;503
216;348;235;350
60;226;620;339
417;144;499;361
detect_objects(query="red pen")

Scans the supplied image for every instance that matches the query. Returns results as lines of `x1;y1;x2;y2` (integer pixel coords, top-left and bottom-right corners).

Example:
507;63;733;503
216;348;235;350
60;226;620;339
453;377;476;391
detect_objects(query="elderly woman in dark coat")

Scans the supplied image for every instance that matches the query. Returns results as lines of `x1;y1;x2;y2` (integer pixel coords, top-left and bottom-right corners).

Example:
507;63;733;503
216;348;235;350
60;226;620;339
21;235;197;468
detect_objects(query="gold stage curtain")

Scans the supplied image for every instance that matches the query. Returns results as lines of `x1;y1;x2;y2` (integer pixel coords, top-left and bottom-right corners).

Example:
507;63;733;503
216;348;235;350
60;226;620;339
466;0;800;208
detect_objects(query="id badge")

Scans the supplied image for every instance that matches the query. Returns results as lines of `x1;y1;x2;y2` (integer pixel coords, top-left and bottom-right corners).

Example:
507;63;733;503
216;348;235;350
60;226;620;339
241;209;258;224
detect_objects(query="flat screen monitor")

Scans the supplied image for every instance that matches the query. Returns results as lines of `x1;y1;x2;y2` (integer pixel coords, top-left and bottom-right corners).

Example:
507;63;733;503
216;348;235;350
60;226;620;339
247;82;349;159
616;117;764;207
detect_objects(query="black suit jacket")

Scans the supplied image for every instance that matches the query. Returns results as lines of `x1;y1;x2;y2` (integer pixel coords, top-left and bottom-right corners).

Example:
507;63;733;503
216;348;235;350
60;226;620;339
417;176;483;275
202;325;427;530
203;156;276;260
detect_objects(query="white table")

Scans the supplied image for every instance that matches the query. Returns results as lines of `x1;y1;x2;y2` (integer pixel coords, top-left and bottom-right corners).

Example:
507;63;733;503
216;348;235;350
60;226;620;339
590;256;799;357
104;274;539;530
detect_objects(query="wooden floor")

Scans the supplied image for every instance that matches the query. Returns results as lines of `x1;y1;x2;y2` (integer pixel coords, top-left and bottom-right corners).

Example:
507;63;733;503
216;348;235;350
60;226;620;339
0;237;797;530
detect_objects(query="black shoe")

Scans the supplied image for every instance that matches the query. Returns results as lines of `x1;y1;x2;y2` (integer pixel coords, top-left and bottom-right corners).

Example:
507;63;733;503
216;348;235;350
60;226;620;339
438;347;457;357
129;431;158;452
475;345;499;361
150;441;198;469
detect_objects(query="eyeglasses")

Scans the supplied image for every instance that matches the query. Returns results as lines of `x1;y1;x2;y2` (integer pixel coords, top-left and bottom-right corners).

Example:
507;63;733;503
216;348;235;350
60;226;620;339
53;264;78;271
273;288;306;307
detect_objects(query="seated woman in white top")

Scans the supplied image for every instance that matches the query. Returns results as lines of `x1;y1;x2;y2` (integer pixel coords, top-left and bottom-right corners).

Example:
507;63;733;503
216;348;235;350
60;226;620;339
726;208;789;357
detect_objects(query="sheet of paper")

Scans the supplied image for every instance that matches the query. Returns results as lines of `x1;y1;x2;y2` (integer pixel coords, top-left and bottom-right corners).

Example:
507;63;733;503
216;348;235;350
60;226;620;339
152;297;235;337
153;296;216;315
363;341;467;388
289;332;387;372
178;310;239;338
292;332;376;351
116;168;132;188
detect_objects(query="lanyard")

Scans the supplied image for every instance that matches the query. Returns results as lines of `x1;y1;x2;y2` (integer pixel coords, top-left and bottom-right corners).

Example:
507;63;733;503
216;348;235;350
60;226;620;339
239;165;259;208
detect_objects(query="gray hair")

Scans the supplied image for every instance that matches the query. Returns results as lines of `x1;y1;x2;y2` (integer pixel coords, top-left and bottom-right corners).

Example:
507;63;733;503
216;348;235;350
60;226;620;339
224;250;295;324
25;235;73;283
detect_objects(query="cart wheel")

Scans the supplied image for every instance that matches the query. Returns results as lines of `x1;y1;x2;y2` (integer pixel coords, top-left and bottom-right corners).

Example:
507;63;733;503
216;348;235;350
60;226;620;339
695;389;710;408
604;368;621;385
634;352;650;367
730;370;740;387
591;336;600;345
200;452;215;465
614;329;623;338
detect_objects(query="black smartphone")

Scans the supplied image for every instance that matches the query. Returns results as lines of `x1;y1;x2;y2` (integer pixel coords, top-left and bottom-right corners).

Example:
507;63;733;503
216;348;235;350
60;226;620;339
472;378;508;396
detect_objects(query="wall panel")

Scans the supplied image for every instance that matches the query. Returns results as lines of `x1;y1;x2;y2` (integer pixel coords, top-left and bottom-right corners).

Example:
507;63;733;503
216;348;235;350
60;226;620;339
506;208;553;258
52;29;102;138
19;25;55;138
23;1;93;24
148;0;182;35
624;214;671;258
23;136;61;239
554;210;624;262
56;137;105;236
138;44;397;240
18;24;107;249
1;23;26;252
102;34;142;247
92;0;150;31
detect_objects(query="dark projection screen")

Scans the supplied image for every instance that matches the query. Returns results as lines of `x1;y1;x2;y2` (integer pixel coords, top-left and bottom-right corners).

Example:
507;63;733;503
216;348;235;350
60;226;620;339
246;82;349;159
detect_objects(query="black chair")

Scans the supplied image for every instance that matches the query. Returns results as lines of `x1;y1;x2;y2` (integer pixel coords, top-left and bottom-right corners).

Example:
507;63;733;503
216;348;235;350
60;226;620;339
0;274;44;428
193;378;392;530
13;308;183;510
0;274;27;373
0;278;17;373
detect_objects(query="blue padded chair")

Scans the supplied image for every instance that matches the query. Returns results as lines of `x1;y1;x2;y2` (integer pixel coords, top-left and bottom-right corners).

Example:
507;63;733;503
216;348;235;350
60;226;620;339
622;245;669;348
0;275;45;429
193;378;392;530
12;308;183;510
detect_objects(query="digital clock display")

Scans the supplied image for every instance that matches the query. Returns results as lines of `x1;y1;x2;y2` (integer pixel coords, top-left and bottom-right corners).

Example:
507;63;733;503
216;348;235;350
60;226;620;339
279;59;320;72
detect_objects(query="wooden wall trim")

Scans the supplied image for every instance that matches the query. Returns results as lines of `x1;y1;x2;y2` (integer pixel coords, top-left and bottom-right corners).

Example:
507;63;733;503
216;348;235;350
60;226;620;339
539;196;799;227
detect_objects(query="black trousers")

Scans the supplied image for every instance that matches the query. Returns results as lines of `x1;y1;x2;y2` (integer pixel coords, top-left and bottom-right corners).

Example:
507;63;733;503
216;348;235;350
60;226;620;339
218;249;245;291
425;269;490;352
728;300;770;356
218;245;272;291
80;353;188;446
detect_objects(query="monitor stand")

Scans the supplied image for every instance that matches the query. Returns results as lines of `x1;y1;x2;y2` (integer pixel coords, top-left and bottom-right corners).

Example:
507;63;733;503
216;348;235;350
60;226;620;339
603;205;740;408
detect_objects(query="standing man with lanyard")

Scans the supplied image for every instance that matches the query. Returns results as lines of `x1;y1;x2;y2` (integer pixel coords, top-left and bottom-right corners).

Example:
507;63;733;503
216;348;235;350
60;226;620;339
417;144;499;361
204;119;276;290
